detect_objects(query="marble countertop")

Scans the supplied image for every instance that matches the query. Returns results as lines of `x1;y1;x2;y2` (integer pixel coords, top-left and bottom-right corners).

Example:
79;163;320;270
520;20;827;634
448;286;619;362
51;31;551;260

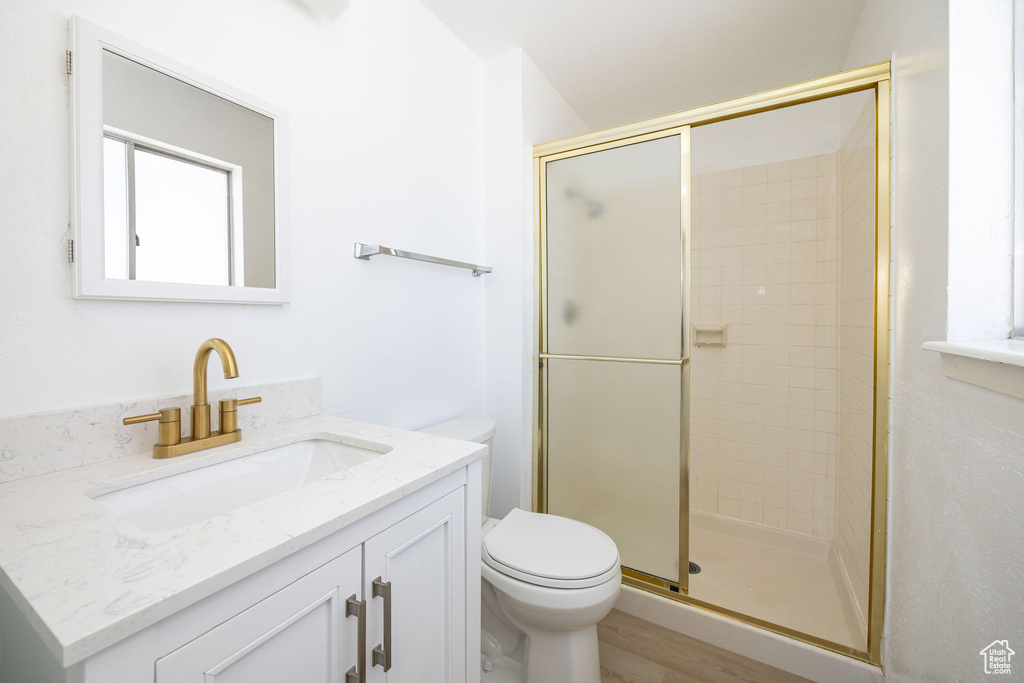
0;416;485;667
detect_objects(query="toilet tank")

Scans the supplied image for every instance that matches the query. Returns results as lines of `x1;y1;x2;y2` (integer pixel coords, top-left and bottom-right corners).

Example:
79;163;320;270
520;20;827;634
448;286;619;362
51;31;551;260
420;417;495;520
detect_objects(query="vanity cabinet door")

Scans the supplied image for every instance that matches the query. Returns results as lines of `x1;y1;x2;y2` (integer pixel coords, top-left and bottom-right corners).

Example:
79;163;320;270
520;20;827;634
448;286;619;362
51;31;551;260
155;546;362;683
364;488;466;683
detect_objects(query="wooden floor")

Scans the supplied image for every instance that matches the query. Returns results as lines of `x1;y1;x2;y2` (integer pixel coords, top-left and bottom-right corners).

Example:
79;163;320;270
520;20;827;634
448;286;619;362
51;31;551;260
598;610;812;683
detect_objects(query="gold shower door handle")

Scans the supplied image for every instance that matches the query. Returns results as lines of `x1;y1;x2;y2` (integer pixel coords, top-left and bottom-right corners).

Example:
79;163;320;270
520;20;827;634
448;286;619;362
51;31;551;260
345;594;366;683
372;576;392;671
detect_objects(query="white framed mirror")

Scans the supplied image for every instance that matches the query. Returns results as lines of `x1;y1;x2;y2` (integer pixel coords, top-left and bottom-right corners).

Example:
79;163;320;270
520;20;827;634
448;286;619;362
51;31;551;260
69;16;289;303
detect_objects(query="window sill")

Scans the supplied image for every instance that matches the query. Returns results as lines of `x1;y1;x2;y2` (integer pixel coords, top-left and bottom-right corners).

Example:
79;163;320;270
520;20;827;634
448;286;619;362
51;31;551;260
922;339;1024;400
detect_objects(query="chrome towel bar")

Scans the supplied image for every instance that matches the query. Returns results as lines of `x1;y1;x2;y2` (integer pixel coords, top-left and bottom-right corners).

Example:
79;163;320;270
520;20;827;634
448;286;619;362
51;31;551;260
353;243;492;276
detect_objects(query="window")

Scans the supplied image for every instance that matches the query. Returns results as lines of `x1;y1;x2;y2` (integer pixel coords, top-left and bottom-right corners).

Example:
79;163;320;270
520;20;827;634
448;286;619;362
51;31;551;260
922;0;1024;398
102;129;244;286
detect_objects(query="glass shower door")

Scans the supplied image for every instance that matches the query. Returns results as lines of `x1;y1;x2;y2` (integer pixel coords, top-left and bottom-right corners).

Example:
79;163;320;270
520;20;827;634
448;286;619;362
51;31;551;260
535;65;891;663
541;130;690;589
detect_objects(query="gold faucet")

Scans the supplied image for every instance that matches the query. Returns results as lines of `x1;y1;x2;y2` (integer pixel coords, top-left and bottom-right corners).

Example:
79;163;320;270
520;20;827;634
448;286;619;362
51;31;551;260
123;338;261;458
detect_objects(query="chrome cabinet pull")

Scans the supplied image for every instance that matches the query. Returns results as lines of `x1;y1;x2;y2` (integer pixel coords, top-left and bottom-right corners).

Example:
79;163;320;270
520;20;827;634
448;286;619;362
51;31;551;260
371;576;392;671
346;594;366;683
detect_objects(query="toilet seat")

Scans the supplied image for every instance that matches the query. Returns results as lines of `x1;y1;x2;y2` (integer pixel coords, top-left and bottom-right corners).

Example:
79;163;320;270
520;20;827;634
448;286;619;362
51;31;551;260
482;509;620;589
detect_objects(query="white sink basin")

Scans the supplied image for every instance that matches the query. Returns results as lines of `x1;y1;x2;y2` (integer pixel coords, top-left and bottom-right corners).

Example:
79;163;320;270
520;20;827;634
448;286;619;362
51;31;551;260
92;437;390;531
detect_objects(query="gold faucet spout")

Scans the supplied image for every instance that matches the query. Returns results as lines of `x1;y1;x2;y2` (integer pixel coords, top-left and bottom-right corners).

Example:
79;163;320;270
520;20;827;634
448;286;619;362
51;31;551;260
193;338;239;406
191;338;239;439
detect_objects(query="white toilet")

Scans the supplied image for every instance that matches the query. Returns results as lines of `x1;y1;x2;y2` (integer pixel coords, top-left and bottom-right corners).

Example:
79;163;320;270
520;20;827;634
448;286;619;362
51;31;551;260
421;417;621;683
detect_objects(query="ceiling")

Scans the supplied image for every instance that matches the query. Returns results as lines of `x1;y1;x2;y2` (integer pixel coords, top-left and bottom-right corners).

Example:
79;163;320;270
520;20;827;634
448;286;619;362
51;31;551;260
419;0;867;131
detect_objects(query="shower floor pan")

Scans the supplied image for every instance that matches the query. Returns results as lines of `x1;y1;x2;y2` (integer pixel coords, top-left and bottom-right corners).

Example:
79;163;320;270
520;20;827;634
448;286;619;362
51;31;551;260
687;511;865;650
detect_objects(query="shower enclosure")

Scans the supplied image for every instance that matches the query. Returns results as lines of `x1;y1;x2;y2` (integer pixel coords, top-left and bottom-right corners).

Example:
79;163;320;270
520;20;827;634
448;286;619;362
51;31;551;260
533;64;890;663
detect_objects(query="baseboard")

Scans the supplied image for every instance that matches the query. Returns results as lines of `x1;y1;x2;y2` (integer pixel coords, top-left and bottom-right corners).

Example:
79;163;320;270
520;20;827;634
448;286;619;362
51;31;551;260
614;585;883;683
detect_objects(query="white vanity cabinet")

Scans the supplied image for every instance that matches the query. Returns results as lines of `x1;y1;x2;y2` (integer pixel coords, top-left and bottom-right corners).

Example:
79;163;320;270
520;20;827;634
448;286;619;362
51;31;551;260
156;547;363;682
2;466;481;683
154;489;466;683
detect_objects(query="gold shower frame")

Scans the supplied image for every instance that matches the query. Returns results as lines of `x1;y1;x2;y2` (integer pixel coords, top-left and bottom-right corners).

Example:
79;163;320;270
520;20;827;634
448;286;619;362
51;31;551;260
532;62;891;666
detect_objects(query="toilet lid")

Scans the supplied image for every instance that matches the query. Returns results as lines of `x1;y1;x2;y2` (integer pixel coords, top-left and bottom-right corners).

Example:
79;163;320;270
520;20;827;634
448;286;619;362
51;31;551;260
482;509;619;583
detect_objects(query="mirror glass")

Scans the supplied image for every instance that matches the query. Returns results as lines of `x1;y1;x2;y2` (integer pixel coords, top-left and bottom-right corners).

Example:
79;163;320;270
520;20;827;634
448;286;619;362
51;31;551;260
101;50;276;288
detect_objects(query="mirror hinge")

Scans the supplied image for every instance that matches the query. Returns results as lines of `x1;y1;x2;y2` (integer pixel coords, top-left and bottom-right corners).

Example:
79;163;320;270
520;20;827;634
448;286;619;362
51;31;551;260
67;239;74;263
65;50;72;75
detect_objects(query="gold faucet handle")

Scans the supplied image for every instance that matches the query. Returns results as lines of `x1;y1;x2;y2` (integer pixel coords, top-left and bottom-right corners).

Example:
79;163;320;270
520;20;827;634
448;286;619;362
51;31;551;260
123;412;161;425
123;408;182;447
123;407;180;425
218;397;261;434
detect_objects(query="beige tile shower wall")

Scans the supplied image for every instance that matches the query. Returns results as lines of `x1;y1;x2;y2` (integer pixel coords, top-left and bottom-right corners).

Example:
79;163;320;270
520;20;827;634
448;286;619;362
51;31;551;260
836;103;876;622
689;155;840;540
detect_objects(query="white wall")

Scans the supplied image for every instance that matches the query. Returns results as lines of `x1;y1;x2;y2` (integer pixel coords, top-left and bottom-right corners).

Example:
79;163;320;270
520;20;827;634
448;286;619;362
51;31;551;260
481;48;587;517
843;1;1024;679
481;50;525;518
0;0;487;431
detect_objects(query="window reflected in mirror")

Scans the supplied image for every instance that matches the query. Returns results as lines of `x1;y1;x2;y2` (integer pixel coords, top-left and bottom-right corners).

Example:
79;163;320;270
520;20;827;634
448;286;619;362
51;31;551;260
100;49;276;289
103;135;238;286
